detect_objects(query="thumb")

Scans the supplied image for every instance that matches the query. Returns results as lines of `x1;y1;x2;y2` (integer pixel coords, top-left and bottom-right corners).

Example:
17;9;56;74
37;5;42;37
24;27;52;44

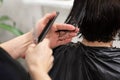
22;44;36;59
40;12;57;25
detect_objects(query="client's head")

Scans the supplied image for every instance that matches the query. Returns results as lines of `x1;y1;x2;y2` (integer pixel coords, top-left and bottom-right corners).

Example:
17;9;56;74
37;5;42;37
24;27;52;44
65;0;120;42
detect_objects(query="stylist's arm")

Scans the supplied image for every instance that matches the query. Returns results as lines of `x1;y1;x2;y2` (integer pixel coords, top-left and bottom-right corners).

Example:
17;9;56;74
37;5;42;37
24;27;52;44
0;12;78;59
25;39;52;80
35;12;79;48
25;12;79;80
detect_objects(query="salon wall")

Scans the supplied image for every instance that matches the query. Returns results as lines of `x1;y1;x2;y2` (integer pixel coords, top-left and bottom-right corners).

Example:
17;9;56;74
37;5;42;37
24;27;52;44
0;0;76;68
0;0;74;42
0;0;43;42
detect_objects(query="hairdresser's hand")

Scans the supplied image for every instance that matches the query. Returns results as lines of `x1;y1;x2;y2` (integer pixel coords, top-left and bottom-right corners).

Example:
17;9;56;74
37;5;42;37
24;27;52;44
25;39;53;80
47;23;79;48
36;12;79;48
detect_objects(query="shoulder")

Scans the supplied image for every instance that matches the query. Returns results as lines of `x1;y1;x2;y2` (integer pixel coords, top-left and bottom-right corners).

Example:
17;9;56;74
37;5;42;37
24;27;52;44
53;42;78;52
53;42;81;59
50;42;82;78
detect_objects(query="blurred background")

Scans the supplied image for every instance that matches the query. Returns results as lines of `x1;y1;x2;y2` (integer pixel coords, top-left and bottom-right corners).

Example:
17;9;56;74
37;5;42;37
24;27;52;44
0;0;75;69
0;0;74;42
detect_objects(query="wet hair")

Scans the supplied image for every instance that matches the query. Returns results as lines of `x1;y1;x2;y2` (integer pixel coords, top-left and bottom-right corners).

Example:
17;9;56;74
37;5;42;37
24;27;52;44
65;0;120;42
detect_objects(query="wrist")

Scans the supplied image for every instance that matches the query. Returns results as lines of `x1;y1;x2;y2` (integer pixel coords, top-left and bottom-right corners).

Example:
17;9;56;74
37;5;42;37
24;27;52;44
0;31;34;59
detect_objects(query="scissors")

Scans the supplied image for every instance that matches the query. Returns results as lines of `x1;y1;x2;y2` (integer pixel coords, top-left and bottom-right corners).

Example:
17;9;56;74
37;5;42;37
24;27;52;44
33;12;60;44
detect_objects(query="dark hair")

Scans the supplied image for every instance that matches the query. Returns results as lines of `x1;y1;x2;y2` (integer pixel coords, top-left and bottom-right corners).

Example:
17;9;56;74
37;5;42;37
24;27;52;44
65;0;120;42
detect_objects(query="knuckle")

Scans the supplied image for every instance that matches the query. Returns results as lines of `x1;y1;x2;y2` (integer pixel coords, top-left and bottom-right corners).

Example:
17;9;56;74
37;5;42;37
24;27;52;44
45;13;51;18
49;49;53;55
51;56;54;62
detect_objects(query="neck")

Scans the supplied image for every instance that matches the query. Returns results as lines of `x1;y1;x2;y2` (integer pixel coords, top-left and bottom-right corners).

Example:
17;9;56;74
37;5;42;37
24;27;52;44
81;38;113;47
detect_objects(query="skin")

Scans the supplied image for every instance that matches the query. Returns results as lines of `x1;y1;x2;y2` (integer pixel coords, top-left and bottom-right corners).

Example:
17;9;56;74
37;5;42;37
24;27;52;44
0;12;79;80
25;12;79;80
25;39;53;80
82;38;113;47
0;12;79;59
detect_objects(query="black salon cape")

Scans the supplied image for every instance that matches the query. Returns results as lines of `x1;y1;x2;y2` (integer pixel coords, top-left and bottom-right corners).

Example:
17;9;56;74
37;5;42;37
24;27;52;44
0;47;31;80
49;42;120;80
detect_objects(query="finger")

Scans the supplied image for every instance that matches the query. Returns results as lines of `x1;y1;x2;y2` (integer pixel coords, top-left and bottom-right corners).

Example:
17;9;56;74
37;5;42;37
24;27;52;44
29;44;36;48
48;56;54;71
58;32;77;40
49;56;54;63
64;38;72;44
48;62;53;72
55;23;76;31
37;39;51;50
23;44;36;59
68;32;78;37
58;31;67;37
58;38;72;45
41;12;56;25
27;44;36;55
74;27;79;33
48;49;53;57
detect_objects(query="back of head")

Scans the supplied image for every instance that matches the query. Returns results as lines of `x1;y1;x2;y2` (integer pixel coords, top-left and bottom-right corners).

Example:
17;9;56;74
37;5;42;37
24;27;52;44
65;0;120;42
